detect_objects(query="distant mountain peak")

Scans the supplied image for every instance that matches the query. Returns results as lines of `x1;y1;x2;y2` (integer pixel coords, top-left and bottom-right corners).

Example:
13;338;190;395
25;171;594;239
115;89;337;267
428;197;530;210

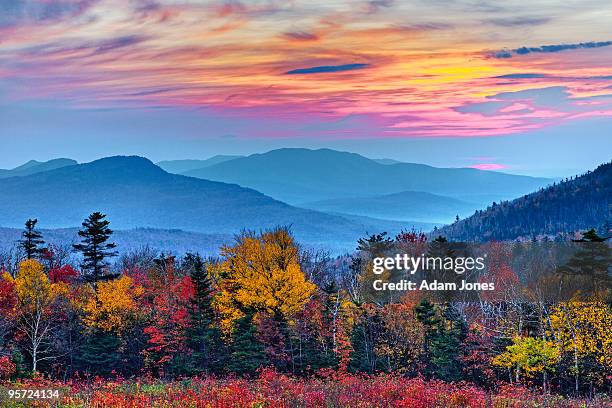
82;156;166;177
0;158;78;179
89;155;157;166
13;160;43;171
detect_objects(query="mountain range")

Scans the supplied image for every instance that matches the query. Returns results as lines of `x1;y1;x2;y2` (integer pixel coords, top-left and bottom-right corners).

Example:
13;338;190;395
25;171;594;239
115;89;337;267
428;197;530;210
179;148;552;222
436;161;611;241
0;158;77;178
1;149;600;252
157;155;242;174
182;149;551;204
0;156;428;252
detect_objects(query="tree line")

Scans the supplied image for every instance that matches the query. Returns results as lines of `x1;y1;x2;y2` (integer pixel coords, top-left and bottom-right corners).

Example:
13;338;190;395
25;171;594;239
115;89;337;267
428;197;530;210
0;213;610;398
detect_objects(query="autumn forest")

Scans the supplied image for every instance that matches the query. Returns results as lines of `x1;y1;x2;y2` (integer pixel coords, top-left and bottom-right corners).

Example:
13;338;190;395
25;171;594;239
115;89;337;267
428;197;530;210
0;212;610;407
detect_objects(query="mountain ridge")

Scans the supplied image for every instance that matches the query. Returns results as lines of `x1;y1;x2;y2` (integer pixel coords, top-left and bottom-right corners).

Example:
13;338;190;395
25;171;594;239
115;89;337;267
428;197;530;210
157;155;243;173
0;155;420;251
435;161;612;241
182;148;552;206
0;158;78;178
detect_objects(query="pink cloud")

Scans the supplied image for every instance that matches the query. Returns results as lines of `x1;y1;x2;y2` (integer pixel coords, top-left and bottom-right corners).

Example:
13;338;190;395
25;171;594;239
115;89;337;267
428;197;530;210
469;163;508;171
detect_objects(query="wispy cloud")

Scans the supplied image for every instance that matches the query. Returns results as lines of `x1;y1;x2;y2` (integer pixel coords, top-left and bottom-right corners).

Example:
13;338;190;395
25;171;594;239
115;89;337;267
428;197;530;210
285;63;370;75
494;73;548;79
486;16;549;27
491;41;612;58
283;31;319;42
94;35;148;54
1;0;611;140
0;0;96;27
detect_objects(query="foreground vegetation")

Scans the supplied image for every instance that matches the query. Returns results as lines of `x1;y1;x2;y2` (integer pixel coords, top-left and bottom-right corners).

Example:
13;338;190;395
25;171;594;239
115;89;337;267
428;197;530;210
2;370;611;407
0;214;610;406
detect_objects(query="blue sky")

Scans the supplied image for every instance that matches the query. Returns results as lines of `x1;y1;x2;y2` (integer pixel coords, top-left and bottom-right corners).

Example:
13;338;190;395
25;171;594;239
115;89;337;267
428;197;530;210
1;0;611;176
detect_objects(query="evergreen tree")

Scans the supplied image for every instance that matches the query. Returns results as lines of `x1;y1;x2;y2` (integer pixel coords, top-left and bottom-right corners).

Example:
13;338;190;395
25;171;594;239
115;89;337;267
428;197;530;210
415;298;439;356
432;303;467;381
227;312;266;376
76;329;121;376
18;218;45;259
559;229;611;296
73;212;118;283
185;253;224;374
356;232;394;256
416;299;467;381
349;309;385;373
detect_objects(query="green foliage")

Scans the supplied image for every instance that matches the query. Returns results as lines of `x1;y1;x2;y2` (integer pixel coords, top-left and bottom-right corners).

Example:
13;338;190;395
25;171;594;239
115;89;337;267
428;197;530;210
73;212;118;282
18;219;45;260
76;329;121;376
185;253;225;374
416;300;467;381
227;313;266;376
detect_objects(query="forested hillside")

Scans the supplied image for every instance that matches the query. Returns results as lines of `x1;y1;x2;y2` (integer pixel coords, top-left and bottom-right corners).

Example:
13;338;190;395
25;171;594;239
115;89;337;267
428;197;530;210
438;161;611;241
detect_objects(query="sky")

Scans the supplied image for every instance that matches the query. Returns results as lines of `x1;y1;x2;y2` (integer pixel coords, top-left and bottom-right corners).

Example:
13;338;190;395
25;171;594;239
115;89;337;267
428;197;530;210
1;0;611;176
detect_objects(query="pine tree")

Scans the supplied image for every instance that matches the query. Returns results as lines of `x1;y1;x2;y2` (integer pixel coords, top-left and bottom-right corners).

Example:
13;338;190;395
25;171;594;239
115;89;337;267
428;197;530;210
416;298;439;353
434;303;467;381
416;300;468;381
76;329;121;376
559;229;611;296
73;212;118;283
349;309;385;373
185;253;224;374
227;312;266;376
19;219;45;259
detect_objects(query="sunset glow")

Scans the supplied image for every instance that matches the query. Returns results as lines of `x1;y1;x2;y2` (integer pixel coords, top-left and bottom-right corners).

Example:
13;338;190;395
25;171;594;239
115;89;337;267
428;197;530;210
1;0;611;142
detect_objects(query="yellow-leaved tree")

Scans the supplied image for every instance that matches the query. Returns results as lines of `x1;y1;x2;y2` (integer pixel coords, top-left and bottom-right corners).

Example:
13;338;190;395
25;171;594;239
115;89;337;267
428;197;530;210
216;228;316;330
549;299;612;392
492;336;560;391
83;275;144;332
13;259;62;372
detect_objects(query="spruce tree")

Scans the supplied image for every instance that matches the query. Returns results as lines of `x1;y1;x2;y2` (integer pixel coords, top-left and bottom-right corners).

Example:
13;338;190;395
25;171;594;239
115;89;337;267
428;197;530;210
227;312;266;376
73;212;118;283
76;329;121;376
559;229;611;296
416;299;468;381
185;253;224;374
19;218;45;259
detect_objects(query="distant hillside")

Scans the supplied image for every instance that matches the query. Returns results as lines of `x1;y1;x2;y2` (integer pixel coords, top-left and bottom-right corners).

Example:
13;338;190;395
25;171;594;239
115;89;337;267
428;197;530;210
373;158;404;165
303;191;475;223
0;227;231;257
323;212;437;233
0;158;77;178
182;148;551;207
157;155;243;174
0;156;420;252
436;161;612;241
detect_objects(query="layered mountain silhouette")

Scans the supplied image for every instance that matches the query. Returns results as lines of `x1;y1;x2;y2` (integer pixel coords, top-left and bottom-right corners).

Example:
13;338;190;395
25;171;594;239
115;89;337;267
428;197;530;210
0;158;77;178
181;149;552;208
436;161;612;241
0;156;424;250
303;191;476;223
157;155;243;174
